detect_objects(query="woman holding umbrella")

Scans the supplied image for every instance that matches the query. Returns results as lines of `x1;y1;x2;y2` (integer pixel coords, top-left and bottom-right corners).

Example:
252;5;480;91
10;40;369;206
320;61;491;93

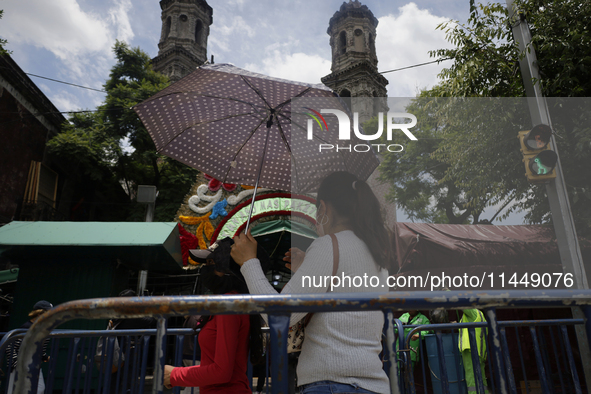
232;171;392;394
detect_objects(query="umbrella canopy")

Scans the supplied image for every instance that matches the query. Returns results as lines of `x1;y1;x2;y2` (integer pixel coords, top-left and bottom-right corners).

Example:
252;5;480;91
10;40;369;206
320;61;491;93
133;63;378;194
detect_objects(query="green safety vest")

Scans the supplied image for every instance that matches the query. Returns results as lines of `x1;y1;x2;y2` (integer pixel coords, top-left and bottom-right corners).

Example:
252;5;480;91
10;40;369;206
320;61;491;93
399;312;431;362
458;309;487;360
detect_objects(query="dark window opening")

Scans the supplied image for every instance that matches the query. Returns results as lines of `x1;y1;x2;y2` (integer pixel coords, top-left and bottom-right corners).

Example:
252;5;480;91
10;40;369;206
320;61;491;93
339;31;347;55
339;89;352;112
195;19;203;44
164;16;171;40
369;33;376;54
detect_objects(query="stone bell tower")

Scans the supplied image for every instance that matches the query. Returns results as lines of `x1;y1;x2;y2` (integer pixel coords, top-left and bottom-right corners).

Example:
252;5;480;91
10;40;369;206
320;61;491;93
321;0;388;123
152;0;213;82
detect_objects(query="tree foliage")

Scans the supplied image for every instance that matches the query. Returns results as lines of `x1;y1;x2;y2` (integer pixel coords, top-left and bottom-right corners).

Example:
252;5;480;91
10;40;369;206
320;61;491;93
378;0;591;235
47;41;198;221
0;10;10;55
369;101;473;224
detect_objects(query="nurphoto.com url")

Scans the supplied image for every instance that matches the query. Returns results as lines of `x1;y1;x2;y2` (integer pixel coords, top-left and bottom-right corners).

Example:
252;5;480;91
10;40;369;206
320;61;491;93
302;272;574;291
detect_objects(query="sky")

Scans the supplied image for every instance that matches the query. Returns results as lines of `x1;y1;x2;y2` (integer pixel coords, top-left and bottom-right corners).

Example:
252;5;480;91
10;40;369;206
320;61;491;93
0;0;528;224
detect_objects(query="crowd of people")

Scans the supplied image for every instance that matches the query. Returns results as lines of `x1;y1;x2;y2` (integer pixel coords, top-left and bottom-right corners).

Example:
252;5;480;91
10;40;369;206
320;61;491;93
7;171;489;394
165;171;490;394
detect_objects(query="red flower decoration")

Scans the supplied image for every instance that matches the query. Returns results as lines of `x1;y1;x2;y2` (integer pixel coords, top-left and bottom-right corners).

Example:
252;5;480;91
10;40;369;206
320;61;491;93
178;223;199;266
204;174;237;192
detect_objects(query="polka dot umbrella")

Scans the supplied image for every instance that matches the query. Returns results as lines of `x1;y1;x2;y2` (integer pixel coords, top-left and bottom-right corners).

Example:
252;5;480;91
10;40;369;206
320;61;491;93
133;63;379;229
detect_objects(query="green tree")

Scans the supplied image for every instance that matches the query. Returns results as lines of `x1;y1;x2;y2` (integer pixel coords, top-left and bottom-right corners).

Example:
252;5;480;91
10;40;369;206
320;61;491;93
48;41;198;221
0;10;11;55
378;0;591;235
370;100;475;224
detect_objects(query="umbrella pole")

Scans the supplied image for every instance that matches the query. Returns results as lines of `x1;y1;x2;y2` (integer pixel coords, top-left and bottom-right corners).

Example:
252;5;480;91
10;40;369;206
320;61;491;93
244;116;274;233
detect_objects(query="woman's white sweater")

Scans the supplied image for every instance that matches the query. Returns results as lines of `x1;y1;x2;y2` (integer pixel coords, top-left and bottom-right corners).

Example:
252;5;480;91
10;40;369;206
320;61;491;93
240;230;390;394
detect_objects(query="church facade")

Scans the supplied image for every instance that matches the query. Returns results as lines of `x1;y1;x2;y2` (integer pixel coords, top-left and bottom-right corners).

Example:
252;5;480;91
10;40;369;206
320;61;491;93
152;0;213;82
321;0;389;123
152;0;388;107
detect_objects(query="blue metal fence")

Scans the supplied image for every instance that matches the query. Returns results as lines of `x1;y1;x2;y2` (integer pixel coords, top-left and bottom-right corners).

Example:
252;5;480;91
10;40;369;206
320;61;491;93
7;290;591;394
1;327;272;394
1;328;194;394
397;319;586;394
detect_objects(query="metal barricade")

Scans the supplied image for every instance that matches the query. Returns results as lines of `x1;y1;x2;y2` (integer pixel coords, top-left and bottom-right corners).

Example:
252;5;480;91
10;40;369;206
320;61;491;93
396;319;587;394
10;290;591;394
0;326;271;394
0;328;196;394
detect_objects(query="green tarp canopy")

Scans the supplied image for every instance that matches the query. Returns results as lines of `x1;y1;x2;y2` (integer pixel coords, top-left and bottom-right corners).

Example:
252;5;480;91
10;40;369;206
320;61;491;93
0;221;182;271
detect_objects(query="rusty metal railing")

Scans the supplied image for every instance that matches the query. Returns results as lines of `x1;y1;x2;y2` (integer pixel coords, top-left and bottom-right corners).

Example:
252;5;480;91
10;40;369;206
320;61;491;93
13;290;591;394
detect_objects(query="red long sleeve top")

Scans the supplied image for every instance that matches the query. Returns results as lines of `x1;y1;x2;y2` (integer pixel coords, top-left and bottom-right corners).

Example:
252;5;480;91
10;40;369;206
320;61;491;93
170;313;251;393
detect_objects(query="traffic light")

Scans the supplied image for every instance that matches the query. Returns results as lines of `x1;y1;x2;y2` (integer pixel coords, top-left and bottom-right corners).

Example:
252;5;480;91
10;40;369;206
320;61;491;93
518;124;557;183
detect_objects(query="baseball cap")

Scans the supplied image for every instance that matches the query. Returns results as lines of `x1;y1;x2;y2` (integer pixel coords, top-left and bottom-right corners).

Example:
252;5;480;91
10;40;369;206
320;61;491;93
33;300;53;311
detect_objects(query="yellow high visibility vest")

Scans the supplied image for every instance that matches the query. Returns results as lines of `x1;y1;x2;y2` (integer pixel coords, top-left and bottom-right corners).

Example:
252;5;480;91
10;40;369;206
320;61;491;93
458;309;487;359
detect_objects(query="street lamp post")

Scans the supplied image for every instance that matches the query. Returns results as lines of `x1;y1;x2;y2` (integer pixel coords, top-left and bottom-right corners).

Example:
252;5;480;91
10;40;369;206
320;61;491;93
137;185;158;295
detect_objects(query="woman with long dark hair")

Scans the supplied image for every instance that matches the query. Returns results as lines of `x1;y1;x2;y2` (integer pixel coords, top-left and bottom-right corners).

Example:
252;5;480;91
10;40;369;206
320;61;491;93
232;171;392;394
164;238;270;393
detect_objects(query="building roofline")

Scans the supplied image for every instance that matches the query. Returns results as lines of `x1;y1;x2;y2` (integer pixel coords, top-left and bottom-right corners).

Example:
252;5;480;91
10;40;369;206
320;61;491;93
0;54;67;132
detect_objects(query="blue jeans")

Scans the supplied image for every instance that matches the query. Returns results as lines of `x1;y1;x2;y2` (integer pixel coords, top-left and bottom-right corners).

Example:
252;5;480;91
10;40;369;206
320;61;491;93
299;380;379;394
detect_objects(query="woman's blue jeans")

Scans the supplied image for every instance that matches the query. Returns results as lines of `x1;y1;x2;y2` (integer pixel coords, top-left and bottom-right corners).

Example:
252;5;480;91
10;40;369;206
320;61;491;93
299;380;380;394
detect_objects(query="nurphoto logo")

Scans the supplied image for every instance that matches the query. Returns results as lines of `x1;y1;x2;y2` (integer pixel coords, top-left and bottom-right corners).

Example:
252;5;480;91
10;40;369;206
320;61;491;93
305;109;418;153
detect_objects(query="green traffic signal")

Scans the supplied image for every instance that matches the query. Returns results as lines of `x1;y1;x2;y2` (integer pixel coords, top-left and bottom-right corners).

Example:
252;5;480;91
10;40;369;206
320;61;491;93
518;124;557;183
530;150;557;175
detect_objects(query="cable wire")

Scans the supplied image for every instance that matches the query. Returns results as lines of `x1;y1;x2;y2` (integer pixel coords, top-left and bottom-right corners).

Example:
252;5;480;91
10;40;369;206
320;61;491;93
12;57;453;103
379;58;451;75
0;65;107;93
26;72;107;93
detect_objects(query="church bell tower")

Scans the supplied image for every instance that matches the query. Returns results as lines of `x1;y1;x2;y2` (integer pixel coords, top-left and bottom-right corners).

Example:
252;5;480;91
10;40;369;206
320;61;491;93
321;0;388;123
152;0;213;82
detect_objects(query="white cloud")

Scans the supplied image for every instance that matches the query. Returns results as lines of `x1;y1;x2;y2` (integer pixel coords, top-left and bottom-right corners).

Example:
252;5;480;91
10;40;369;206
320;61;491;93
245;42;331;85
50;91;85;113
3;0;110;59
208;36;232;54
209;15;256;53
376;3;455;97
109;0;134;44
38;83;50;93
2;0;134;97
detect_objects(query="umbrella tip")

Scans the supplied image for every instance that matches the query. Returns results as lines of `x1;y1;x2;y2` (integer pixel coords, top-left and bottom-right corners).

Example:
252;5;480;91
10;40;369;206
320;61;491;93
266;110;276;128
